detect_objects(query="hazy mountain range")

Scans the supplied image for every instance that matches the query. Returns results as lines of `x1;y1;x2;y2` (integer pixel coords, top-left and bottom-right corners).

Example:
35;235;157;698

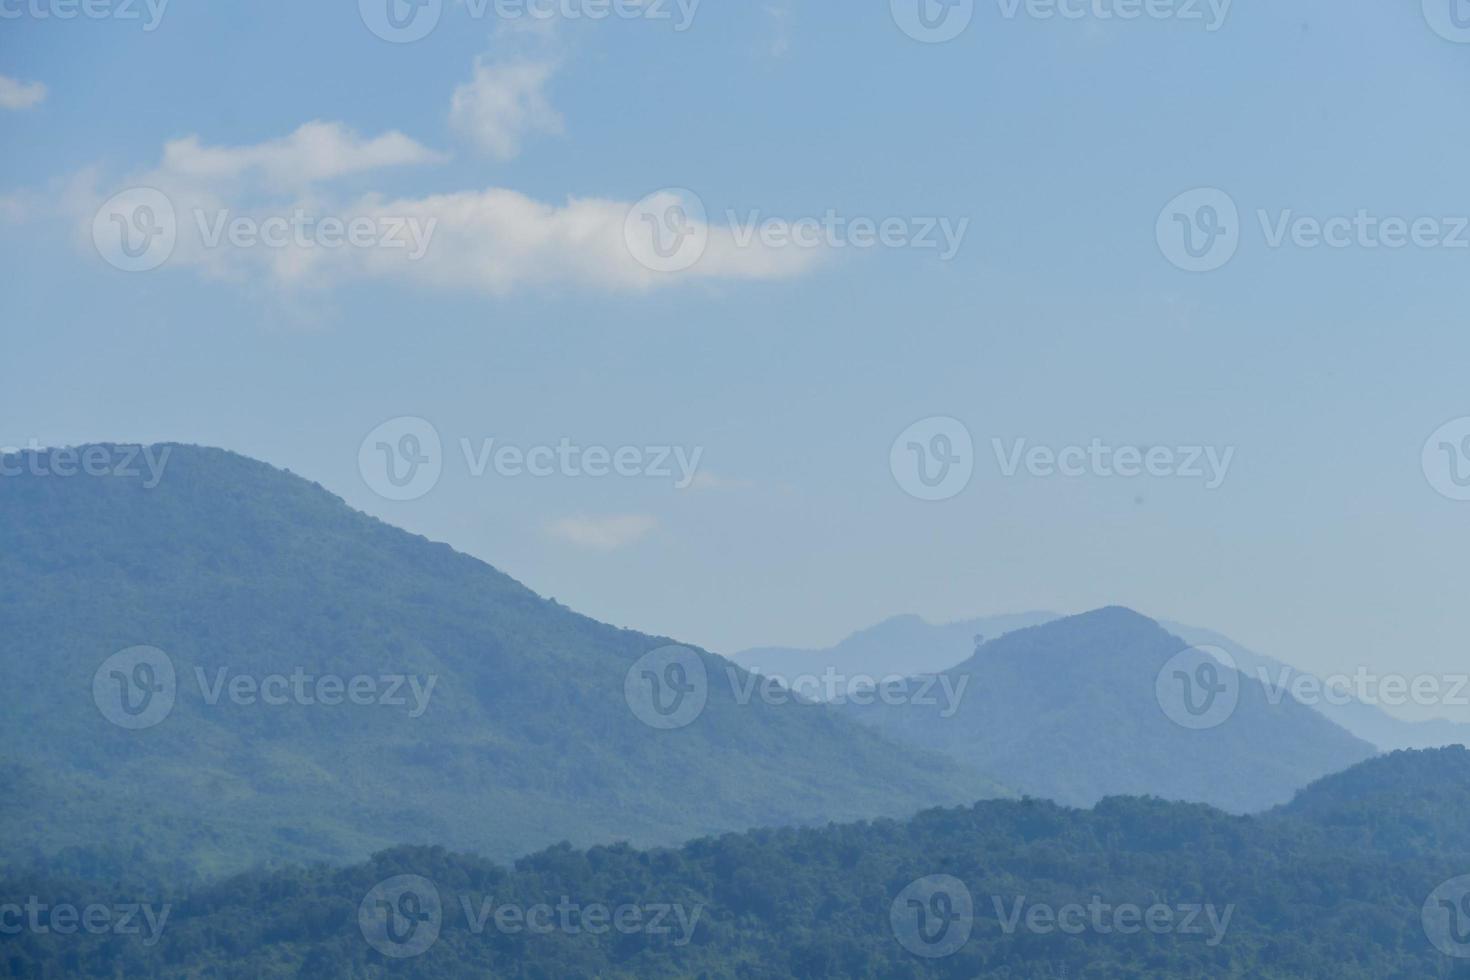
837;608;1377;813
0;445;999;879
737;613;1470;753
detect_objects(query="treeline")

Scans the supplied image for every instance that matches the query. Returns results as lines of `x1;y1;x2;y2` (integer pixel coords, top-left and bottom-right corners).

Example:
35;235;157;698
9;749;1470;978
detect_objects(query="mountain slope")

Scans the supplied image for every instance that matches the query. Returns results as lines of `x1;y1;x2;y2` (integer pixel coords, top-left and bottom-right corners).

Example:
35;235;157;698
1163;620;1470;753
10;749;1470;979
843;607;1377;813
0;444;1000;878
731;611;1057;693
1271;746;1470;858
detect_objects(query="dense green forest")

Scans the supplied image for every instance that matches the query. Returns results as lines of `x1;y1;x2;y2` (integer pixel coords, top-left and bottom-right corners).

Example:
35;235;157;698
8;748;1470;978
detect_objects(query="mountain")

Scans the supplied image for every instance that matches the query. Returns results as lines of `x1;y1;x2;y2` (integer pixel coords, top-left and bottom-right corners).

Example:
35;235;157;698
1163;621;1470;753
11;749;1470;979
741;611;1470;755
1271;746;1470;858
731;611;1057;694
841;607;1377;813
0;444;1001;880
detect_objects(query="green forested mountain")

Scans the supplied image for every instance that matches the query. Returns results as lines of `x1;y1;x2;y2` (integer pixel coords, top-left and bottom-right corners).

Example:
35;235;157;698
0;445;999;879
842;608;1377;813
9;749;1470;979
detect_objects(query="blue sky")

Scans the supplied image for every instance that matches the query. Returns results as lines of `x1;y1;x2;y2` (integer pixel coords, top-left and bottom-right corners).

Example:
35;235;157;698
3;0;1470;719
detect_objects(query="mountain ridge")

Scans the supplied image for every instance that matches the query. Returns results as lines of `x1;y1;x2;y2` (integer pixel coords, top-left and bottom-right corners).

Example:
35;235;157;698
0;443;1003;879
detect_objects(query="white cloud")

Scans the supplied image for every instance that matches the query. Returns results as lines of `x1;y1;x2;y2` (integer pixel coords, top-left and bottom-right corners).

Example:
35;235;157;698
157;121;442;191
548;514;658;550
0;75;46;110
337;187;822;294
449;58;563;160
67;112;823;297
